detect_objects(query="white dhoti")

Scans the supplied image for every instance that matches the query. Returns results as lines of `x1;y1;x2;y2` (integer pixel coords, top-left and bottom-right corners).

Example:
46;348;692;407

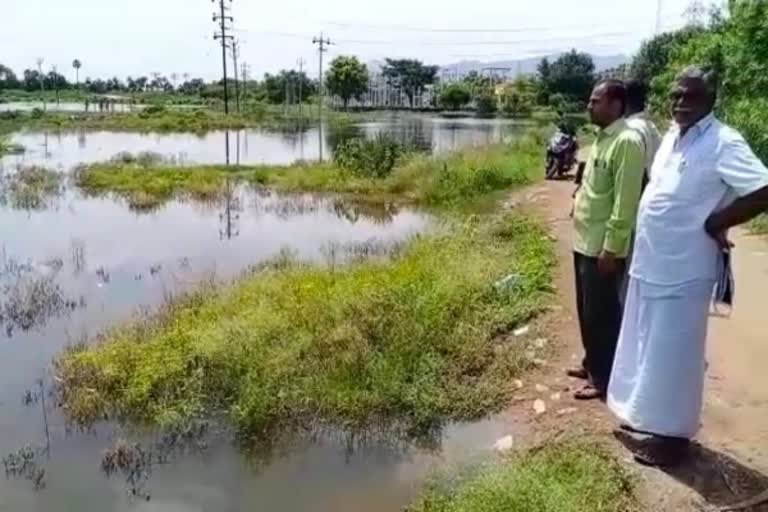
607;277;715;439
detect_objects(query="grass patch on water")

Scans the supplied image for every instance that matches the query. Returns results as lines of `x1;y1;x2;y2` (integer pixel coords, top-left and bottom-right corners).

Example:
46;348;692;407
55;212;554;442
1;166;63;210
74;132;545;211
408;441;637;512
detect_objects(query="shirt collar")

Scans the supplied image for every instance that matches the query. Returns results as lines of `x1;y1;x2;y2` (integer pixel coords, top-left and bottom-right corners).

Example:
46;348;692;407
599;118;626;138
674;112;716;137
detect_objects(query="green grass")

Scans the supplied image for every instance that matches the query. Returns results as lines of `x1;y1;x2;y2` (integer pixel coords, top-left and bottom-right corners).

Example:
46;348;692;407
55;213;554;442
74;132;546;211
408;441;637;512
749;214;768;234
0;108;261;133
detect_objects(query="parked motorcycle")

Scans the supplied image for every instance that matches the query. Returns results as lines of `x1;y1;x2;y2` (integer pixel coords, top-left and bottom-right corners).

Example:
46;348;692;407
545;127;578;180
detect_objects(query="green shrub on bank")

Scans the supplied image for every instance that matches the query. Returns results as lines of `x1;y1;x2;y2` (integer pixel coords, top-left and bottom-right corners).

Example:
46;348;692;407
55;213;554;441
334;134;403;178
408;442;636;512
74;135;544;211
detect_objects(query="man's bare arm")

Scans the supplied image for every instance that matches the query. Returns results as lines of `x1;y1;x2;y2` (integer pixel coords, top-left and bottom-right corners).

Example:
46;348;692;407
705;185;768;237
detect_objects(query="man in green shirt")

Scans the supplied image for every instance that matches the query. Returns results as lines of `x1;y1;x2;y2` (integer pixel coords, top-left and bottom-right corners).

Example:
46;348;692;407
568;80;645;401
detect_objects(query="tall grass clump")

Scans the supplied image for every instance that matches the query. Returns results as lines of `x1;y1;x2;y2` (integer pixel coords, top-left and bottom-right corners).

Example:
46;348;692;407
55;213;554;442
334;134;403;179
74;158;235;210
1;166;63;210
407;441;637;512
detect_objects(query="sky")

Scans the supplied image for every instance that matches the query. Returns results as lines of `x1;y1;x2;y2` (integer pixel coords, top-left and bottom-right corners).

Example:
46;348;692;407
1;0;698;82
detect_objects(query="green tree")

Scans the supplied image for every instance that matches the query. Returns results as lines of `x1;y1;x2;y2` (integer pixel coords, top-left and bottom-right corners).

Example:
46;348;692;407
535;57;552;104
325;56;369;109
629;28;704;86
474;88;498;116
500;78;536;117
382;59;439;107
0;64;20;90
72;59;82;87
545;50;596;104
264;70;317;104
439;83;471;110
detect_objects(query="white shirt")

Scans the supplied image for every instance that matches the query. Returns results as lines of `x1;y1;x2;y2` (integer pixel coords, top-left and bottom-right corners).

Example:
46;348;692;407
631;114;768;286
627;112;662;178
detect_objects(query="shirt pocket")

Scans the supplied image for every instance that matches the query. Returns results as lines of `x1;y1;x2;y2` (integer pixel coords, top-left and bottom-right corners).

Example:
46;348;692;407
655;155;710;200
586;158;612;194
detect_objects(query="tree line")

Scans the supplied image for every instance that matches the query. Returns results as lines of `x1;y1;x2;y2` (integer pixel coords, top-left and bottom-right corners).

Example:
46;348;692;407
628;0;768;161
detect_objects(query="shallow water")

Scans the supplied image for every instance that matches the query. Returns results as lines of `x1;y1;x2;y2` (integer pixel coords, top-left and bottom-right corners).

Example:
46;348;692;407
1;115;531;171
0;116;523;511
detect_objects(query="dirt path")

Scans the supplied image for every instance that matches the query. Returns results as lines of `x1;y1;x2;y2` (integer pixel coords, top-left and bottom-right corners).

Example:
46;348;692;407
506;178;768;511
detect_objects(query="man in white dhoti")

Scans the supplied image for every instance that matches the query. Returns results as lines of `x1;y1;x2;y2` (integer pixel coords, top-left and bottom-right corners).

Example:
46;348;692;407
608;66;768;467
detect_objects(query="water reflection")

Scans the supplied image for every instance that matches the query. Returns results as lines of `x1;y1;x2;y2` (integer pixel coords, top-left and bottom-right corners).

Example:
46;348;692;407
0;181;432;510
2;115;531;172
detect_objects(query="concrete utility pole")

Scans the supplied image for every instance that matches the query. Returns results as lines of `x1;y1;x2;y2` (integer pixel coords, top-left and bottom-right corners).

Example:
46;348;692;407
36;58;46;112
297;57;306;118
52;65;60;105
655;0;664;34
241;62;249;101
312;33;333;117
231;39;241;113
212;0;234;115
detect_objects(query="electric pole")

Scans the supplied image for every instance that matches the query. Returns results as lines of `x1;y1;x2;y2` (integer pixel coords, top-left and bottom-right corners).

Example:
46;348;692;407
36;58;46;112
241;62;249;101
655;0;663;34
212;0;234;115
297;57;306;118
312;33;333;117
52;65;60;105
231;39;241;113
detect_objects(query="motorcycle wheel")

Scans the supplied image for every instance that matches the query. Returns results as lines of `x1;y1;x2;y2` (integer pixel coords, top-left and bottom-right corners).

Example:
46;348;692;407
545;160;559;180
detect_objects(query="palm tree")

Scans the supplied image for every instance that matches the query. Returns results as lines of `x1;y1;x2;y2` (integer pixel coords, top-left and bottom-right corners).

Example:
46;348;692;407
72;59;82;87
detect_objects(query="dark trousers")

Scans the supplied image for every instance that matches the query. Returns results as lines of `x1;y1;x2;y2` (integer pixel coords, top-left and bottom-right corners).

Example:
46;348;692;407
573;252;626;393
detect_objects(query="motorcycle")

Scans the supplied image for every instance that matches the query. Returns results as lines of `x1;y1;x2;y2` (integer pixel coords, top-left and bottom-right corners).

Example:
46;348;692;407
545;128;578;180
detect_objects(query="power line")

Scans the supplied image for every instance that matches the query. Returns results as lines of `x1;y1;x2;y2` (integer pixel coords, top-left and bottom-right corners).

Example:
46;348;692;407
212;0;234;115
322;19;655;34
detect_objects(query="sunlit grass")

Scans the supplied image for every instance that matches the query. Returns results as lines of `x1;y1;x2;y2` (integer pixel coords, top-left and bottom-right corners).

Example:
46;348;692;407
55;212;554;442
408;441;637;512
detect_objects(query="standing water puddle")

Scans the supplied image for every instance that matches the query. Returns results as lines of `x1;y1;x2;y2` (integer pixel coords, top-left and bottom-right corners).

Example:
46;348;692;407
0;115;528;511
1;115;532;170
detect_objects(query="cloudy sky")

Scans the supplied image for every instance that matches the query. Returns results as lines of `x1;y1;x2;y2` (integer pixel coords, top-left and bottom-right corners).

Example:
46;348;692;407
2;0;698;81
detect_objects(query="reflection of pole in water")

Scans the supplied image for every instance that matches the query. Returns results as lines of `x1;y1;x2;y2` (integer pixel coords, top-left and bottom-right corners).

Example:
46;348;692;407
219;177;241;240
318;117;324;162
236;130;241;165
224;130;231;165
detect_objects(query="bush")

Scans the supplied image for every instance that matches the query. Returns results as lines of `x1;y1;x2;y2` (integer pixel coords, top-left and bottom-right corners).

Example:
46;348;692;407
30;108;44;119
475;91;498;117
139;104;168;118
333;134;403;179
440;84;472;111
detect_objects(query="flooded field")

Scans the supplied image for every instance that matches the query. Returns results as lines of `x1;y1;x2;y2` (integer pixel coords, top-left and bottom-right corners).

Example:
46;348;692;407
0;115;527;511
1;115;531;170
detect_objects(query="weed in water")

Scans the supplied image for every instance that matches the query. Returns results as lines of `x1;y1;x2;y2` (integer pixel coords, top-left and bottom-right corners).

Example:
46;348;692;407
2;445;47;491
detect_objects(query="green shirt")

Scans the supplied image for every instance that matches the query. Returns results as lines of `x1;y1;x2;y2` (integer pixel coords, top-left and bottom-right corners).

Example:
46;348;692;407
573;119;645;258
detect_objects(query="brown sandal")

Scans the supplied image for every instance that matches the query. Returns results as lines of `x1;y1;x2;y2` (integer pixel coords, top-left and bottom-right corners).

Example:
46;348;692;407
574;384;604;401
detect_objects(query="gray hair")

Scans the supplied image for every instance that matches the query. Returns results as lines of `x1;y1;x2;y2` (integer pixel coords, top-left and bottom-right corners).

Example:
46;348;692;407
677;65;719;103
